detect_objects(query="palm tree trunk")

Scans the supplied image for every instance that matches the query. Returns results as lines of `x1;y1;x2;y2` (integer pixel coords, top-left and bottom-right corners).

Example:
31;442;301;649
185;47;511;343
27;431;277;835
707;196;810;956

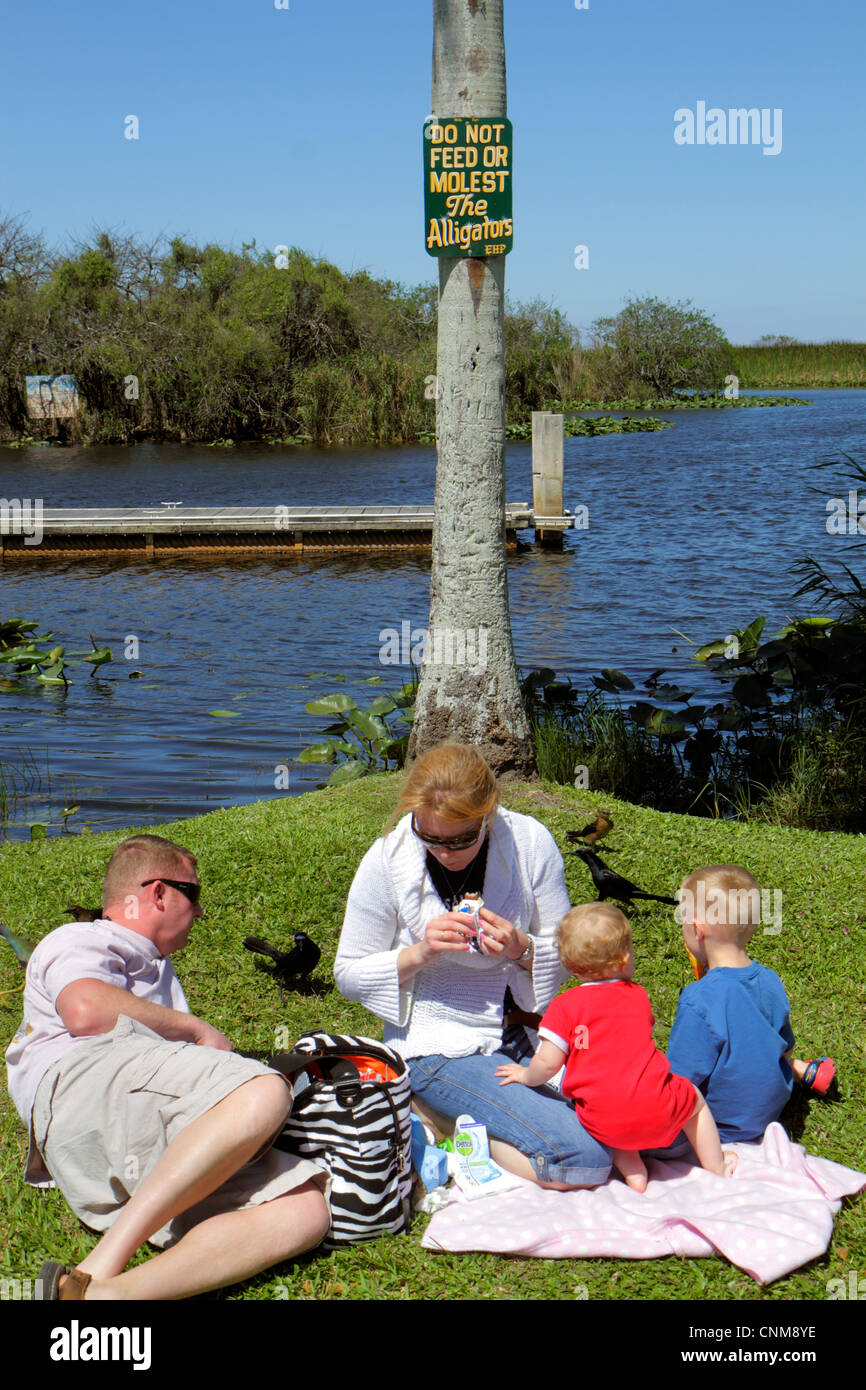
408;0;535;778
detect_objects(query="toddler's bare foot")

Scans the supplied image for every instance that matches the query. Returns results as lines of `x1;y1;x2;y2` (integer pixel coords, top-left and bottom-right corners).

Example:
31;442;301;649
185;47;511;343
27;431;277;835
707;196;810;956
723;1150;738;1177
613;1148;648;1193
623;1172;648;1193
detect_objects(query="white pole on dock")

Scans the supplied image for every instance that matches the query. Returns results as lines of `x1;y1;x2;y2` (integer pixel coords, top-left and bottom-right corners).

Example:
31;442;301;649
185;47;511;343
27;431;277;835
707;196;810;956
532;410;564;548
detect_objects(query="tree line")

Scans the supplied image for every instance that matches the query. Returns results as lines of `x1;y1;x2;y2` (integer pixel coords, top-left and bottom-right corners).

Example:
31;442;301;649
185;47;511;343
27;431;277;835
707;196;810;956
0;211;823;447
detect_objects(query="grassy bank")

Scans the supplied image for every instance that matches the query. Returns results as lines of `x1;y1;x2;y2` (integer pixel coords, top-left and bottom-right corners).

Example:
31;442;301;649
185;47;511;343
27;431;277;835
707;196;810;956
553;343;866;399
732;342;866;389
1;777;863;1301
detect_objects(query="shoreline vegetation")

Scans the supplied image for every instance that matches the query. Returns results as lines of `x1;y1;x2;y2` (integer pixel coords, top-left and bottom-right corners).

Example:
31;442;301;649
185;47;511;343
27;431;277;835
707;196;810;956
0;778;861;1301
0;218;863;448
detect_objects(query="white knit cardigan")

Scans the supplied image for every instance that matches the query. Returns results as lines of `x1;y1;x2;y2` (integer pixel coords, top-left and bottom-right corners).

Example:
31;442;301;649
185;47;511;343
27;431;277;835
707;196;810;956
334;808;570;1061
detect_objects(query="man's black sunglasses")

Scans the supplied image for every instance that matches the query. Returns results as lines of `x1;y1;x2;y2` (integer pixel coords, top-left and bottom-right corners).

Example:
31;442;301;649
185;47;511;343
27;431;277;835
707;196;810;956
140;878;201;904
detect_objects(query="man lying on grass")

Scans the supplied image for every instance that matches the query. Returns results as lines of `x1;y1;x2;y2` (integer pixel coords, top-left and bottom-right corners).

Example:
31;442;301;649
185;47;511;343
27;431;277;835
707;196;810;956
4;833;329;1301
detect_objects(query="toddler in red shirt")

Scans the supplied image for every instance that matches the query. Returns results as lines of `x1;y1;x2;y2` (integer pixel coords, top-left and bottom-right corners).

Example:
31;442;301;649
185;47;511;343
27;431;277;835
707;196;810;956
496;902;736;1191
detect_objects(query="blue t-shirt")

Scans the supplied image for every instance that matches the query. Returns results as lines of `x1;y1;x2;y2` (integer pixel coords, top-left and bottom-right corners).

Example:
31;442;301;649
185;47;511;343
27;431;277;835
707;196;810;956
666;962;795;1142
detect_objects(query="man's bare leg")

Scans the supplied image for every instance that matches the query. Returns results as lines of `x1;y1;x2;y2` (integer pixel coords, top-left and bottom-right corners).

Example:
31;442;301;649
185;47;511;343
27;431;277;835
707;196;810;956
82;1181;329;1301
73;1074;294;1284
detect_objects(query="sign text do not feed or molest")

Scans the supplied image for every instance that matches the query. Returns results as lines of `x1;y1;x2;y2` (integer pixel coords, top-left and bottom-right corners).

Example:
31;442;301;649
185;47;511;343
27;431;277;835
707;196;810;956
423;118;513;258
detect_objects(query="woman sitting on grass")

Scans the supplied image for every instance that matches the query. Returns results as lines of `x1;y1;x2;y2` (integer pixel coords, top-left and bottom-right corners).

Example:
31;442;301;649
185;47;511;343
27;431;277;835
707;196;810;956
334;741;612;1189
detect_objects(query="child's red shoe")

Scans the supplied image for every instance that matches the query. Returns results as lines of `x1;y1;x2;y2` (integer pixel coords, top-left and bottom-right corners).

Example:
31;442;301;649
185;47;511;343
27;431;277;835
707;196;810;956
802;1058;835;1095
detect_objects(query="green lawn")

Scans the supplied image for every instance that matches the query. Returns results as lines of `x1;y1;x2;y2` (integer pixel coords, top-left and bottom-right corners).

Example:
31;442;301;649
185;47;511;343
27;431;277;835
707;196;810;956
1;776;863;1301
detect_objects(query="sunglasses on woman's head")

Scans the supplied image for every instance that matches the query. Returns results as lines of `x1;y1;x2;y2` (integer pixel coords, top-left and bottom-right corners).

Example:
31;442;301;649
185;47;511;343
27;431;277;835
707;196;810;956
140;878;201;904
411;815;485;851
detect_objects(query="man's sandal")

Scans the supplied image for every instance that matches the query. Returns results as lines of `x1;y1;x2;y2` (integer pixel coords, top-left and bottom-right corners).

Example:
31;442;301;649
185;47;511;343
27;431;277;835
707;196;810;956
801;1058;836;1096
35;1261;93;1300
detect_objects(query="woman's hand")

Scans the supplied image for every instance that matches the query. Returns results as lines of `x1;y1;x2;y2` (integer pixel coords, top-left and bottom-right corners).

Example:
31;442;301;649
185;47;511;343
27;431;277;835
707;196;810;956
475;907;531;965
420;910;477;963
397;911;475;985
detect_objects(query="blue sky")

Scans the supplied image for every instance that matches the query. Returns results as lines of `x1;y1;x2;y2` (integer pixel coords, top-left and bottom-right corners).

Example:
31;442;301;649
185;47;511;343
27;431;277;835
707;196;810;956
1;0;863;342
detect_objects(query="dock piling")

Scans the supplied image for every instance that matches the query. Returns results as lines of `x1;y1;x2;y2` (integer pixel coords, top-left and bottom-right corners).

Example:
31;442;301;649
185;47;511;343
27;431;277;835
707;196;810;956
532;411;565;549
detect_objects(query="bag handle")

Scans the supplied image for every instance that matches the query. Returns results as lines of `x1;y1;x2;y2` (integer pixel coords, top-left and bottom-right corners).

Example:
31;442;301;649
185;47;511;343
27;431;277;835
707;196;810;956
270;1050;372;1111
269;1049;370;1084
268;1050;321;1078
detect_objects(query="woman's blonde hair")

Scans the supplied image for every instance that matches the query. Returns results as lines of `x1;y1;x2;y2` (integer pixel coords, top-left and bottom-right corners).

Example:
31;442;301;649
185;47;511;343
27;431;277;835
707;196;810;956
556;902;632;979
386;742;501;832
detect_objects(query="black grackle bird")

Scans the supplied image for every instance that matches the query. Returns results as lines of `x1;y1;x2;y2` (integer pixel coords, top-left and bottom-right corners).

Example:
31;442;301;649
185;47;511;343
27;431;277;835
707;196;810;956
571;849;677;907
243;932;321;986
566;809;614;847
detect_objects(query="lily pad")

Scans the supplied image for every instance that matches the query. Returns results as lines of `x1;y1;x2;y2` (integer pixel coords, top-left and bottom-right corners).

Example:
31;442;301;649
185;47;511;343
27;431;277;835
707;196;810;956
367;695;398;716
306;695;357;716
347;710;388;740
296;744;338;764
600;668;635;691
326;760;367;787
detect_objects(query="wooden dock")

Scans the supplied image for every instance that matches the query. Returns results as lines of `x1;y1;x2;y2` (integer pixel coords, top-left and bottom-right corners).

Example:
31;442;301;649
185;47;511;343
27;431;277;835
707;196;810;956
0;504;576;560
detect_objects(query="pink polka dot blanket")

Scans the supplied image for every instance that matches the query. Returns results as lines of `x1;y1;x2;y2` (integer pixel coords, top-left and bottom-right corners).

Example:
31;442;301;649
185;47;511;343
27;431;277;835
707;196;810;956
421;1124;865;1285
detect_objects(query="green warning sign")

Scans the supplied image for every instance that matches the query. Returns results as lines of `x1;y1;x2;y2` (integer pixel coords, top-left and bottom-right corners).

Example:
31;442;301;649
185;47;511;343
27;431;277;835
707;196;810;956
423;117;513;258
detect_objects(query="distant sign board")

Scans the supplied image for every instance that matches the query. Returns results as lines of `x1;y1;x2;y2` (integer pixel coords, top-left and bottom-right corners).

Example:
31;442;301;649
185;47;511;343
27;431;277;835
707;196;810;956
423;117;513;257
26;375;80;420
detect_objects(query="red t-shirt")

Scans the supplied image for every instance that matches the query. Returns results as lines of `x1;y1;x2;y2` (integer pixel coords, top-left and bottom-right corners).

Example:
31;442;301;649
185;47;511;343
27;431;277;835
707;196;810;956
540;980;696;1149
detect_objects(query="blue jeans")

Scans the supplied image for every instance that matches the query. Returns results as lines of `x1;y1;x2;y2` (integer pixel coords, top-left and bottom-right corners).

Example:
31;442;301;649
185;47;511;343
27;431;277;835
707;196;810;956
408;1050;612;1187
642;1134;695;1161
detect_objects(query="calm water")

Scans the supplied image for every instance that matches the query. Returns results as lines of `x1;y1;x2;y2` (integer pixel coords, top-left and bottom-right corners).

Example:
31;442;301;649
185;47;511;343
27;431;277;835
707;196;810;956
0;390;863;838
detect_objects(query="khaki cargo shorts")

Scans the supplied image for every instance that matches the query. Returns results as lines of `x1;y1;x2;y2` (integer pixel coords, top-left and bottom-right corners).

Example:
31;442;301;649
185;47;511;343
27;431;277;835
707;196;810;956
32;1015;324;1249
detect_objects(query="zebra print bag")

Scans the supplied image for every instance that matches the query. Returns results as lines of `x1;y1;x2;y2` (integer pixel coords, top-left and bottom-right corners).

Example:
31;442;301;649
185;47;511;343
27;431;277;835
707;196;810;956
269;1031;413;1249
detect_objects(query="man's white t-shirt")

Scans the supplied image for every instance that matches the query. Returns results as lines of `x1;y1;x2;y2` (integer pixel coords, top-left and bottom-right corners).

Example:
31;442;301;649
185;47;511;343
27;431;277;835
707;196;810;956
5;917;189;1128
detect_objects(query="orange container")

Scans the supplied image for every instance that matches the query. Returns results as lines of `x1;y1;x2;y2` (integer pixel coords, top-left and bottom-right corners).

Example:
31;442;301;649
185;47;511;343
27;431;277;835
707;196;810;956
686;948;708;981
306;1054;399;1084
347;1054;399;1083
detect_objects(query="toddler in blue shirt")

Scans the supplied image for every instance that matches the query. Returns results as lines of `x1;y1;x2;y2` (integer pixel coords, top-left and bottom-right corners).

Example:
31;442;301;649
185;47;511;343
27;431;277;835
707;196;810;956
666;864;834;1143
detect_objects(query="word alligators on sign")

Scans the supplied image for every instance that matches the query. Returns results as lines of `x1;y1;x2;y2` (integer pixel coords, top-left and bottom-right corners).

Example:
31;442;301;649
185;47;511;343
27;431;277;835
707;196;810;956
423;118;513;257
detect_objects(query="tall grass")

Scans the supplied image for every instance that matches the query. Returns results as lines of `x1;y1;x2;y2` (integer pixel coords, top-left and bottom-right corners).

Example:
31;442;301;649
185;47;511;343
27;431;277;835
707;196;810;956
525;660;866;832
293;350;432;446
530;694;682;809
547;342;866;405
752;716;866;832
733;342;866;388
